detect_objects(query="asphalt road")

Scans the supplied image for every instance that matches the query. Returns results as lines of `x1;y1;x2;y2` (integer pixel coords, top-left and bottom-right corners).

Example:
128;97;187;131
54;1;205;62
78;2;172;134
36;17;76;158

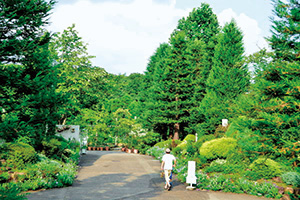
27;151;274;200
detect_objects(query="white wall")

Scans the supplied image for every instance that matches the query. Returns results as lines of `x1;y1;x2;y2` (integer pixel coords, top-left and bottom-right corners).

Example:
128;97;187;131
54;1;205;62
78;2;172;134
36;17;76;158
56;125;80;143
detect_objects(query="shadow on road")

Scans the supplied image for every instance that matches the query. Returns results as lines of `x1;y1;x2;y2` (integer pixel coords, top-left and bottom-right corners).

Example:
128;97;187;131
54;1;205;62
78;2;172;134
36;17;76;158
27;171;180;200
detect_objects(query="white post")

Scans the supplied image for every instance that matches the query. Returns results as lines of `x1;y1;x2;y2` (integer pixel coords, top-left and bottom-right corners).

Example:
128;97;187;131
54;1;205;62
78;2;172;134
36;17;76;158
195;133;198;142
186;161;197;190
222;119;228;127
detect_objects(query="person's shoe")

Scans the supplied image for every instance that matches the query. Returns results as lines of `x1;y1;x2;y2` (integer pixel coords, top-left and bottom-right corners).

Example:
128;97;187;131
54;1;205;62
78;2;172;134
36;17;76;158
167;184;172;191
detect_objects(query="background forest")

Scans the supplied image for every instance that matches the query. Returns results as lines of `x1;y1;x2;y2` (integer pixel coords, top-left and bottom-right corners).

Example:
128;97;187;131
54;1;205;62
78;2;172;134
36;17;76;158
0;0;299;199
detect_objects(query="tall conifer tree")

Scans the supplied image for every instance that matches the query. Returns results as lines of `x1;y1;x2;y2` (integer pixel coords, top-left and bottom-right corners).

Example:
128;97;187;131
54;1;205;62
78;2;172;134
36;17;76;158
249;0;300;165
0;0;62;147
198;20;249;134
144;3;219;139
268;0;300;62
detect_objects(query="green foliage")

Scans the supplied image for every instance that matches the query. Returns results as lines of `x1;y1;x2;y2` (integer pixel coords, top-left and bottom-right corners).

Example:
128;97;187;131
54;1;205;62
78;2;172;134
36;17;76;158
200;137;238;160
49;24;95;124
154;139;172;148
146;146;165;161
175;159;189;182
21;156;77;191
186;140;198;155
246;158;282;180
135;131;161;154
194;173;282;199
0;0;64;148
195;134;216;148
267;0;300;62
0;0;55;63
0;182;27;200
281;172;300;187
235;0;300;165
0;172;10;183
183;134;196;142
176;134;195;150
40;136;80;163
204;159;246;174
41;138;67;160
198;20;249;134
142;3;219;139
5;142;37;169
56;163;77;187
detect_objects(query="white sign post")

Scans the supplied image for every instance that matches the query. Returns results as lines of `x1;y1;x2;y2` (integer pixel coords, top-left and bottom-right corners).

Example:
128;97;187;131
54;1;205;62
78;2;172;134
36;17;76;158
222;119;228;127
186;161;197;190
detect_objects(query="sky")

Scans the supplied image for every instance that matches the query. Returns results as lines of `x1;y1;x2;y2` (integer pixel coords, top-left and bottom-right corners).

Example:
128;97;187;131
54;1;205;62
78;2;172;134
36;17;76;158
47;0;274;75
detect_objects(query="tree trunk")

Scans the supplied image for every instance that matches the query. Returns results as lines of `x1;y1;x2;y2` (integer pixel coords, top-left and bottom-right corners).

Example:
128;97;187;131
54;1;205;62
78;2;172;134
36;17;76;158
174;93;180;140
173;123;179;140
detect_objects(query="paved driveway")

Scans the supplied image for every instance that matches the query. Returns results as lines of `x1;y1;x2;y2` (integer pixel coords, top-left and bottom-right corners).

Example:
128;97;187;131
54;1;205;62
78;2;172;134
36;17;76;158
27;151;273;200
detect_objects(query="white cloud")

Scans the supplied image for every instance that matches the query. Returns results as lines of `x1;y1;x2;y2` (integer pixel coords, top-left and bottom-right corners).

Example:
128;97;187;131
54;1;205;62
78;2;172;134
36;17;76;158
217;8;269;55
49;0;188;74
49;1;269;74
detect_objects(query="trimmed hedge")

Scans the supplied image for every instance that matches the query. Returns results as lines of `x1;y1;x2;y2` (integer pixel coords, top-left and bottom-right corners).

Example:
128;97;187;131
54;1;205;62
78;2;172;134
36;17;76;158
246;158;282;180
200;137;237;160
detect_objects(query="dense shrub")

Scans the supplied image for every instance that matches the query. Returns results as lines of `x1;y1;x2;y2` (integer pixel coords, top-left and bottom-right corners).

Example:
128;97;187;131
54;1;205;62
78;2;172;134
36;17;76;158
5;142;37;169
136;131;161;154
225;118;264;160
0;172;10;183
20;155;78;191
200;137;238;160
281;172;300;187
204;159;246;174
146;146;165;161
41;137;67;160
195;134;216;149
176;134;195;149
154;139;172;148
175;159;188;182
41;137;80;163
0;182;27;200
195;173;282;199
245;158;282;180
56;163;77;187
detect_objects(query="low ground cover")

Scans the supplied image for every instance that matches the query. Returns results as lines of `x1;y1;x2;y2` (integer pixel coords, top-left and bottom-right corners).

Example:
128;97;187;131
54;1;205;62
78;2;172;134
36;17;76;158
0;136;80;199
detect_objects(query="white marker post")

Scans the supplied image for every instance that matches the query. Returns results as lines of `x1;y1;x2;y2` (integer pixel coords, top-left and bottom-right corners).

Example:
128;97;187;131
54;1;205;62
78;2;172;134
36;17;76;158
222;119;228;127
186;161;197;190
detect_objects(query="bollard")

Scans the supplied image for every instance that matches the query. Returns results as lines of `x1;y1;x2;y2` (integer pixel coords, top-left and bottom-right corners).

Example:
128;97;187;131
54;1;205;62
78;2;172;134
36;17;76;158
186;161;197;190
222;119;228;127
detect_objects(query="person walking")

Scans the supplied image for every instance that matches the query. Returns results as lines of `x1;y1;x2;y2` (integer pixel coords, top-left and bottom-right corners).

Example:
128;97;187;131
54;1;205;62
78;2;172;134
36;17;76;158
161;148;176;191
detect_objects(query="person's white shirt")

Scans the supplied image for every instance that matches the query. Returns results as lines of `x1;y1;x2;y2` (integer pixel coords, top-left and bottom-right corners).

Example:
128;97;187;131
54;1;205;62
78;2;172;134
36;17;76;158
162;154;176;170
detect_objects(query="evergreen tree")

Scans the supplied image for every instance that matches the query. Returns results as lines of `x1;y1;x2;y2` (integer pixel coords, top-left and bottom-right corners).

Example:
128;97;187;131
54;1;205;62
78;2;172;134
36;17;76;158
0;0;55;63
268;0;300;62
175;3;220;101
174;3;220;135
249;0;300;165
0;0;62;148
198;20;249;134
143;4;219;139
141;43;172;134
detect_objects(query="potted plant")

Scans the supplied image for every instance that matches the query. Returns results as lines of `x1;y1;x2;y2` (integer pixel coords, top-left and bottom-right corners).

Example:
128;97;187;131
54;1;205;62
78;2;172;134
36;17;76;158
87;142;92;151
127;144;132;153
121;144;126;152
90;141;97;151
